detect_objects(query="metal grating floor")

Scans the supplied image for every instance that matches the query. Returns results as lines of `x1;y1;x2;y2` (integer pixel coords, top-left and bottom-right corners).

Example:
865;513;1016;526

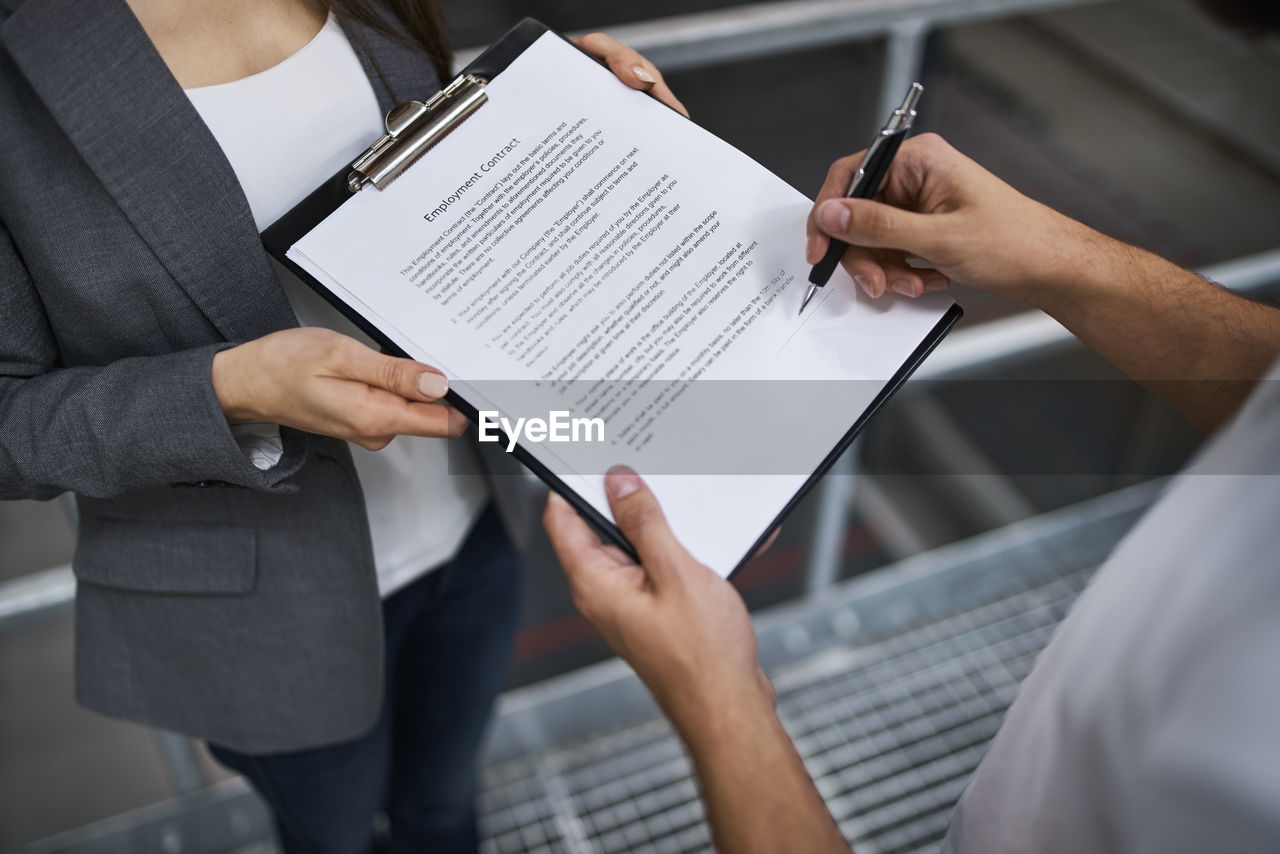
24;481;1159;853
479;566;1096;854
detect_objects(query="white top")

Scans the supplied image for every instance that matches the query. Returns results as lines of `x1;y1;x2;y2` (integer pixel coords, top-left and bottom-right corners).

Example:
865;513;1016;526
944;359;1280;852
187;14;488;596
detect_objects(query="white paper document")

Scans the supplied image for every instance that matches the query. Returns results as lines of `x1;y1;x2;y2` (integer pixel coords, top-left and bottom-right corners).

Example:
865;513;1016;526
288;31;955;576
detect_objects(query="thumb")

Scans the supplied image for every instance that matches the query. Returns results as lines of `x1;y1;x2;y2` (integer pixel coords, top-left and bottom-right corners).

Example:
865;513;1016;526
816;197;942;258
342;341;450;402
604;466;689;588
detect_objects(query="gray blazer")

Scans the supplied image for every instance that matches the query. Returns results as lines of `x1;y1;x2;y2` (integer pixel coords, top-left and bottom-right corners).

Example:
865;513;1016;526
0;0;539;753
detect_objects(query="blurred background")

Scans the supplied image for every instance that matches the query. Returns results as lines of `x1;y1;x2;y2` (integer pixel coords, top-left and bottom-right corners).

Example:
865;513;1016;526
3;0;1279;850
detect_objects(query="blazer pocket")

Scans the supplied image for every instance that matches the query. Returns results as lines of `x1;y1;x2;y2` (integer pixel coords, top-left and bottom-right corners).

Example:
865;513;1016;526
73;516;257;595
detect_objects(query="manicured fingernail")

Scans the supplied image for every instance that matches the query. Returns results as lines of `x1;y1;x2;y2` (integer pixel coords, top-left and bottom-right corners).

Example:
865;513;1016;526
605;465;641;500
806;234;821;263
818;200;850;233
417;372;448;398
853;275;875;297
632;66;656;84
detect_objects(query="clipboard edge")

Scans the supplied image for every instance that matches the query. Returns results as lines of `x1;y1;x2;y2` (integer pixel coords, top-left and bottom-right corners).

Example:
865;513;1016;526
724;302;964;580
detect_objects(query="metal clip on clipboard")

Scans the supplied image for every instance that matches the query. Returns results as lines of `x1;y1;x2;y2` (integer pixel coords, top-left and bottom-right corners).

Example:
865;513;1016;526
347;74;488;193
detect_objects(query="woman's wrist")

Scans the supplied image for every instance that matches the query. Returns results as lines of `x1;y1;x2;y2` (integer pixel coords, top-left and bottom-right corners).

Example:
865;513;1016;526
211;343;262;425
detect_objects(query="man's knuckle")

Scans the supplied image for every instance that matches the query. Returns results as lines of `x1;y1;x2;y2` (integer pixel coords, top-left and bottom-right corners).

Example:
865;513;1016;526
915;131;943;149
913;132;954;165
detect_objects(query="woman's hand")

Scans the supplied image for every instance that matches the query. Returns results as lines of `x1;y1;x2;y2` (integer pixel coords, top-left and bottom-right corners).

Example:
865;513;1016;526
574;32;689;117
211;328;468;450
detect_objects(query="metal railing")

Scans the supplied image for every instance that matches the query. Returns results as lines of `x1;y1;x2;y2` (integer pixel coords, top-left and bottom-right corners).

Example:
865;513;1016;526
457;0;1111;134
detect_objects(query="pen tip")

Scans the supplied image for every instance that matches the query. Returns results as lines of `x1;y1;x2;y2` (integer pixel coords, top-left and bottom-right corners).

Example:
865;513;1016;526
799;285;817;315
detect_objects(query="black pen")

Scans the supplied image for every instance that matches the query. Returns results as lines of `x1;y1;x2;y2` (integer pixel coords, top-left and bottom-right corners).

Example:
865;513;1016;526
801;82;924;315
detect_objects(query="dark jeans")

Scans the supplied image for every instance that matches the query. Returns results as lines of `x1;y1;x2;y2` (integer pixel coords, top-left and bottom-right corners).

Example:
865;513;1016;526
209;505;522;854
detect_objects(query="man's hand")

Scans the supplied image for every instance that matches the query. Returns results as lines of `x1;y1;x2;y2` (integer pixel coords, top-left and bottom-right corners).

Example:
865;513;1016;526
805;132;1087;301
573;32;689;118
212;327;468;450
806;133;1280;432
543;466;770;729
544;467;849;853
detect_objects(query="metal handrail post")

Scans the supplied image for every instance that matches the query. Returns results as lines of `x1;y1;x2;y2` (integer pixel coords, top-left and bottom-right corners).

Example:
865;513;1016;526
804;440;861;596
150;731;212;797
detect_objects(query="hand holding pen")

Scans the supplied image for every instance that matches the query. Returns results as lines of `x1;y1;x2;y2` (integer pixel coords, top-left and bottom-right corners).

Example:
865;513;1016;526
801;83;925;314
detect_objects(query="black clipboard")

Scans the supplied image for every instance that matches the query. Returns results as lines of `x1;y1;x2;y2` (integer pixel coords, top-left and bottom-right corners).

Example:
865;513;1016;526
263;17;963;576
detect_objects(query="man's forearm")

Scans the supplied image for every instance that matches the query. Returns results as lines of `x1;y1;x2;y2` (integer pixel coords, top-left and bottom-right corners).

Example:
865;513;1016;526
1024;220;1280;432
664;686;849;854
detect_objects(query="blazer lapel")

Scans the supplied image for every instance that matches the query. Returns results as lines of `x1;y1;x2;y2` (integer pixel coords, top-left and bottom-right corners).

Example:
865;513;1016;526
1;0;295;342
1;0;443;344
